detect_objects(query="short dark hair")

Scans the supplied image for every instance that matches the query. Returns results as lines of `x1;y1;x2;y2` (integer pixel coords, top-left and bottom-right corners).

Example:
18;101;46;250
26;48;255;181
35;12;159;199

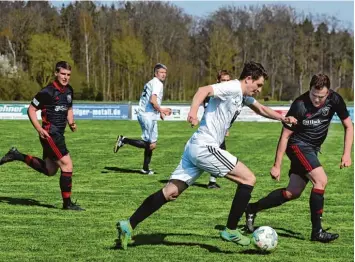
55;61;71;72
309;74;330;90
239;61;268;81
154;63;167;73
217;70;230;82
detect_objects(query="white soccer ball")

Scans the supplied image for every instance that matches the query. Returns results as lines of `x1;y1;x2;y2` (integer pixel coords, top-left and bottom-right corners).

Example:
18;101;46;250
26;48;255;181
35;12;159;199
252;226;278;252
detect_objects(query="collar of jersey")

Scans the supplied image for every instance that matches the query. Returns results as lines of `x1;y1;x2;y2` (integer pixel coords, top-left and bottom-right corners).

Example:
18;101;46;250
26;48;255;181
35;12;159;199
53;81;66;93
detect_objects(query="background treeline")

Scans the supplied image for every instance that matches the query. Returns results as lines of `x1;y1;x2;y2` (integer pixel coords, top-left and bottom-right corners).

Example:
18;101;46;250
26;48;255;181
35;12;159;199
0;1;353;102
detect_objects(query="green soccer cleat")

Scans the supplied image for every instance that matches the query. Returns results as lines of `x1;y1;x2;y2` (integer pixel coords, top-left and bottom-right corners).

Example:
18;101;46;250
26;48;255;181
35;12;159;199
220;228;251;246
116;220;133;250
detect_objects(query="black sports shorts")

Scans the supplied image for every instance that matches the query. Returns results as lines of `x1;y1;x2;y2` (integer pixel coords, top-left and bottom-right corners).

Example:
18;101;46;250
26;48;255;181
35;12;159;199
40;132;69;161
286;144;321;182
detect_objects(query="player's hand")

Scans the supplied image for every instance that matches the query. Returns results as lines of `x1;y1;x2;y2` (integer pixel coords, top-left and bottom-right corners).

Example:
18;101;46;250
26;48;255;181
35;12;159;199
270;165;281;181
160;112;166;121
340;154;352;169
162;108;172;116
282;116;297;125
37;128;50;139
187;112;199;127
69;123;77;132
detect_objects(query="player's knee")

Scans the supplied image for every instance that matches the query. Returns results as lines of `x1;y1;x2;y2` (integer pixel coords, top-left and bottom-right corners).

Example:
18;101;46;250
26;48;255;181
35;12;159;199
284;190;301;200
314;176;328;189
162;187;180;202
249;174;256;186
46;168;57;176
243;173;256;186
150;143;157;150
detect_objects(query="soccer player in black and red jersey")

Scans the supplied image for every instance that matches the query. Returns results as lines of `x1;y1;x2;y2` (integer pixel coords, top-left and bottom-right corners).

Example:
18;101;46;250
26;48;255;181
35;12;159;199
0;61;84;211
245;74;353;242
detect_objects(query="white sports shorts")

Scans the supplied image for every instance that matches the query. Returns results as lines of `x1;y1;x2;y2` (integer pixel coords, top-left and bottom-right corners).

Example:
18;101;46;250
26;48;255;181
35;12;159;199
170;141;237;186
137;113;158;143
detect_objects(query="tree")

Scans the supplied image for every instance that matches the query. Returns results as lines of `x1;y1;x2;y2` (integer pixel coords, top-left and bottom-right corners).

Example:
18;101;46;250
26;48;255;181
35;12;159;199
27;33;73;87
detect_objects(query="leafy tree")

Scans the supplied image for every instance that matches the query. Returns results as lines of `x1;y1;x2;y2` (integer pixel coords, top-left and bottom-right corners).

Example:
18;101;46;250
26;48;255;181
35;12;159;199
27;33;73;87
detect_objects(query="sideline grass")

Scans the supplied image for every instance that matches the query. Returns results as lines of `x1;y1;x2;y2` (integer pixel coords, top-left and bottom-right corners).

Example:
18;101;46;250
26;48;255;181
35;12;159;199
0;120;353;261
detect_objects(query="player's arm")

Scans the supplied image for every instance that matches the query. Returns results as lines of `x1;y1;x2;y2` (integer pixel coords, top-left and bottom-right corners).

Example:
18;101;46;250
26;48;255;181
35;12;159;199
270;127;294;181
187;85;214;126
248;101;297;125
340;116;353;168
150;95;170;114
67;107;77;132
27;104;49;139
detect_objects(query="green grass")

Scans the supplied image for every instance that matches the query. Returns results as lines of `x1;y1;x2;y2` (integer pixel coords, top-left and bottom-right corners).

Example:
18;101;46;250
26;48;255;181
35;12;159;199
0;120;353;261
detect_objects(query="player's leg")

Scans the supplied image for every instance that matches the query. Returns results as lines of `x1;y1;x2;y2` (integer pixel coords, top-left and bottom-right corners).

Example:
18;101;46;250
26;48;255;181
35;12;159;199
141;119;157;174
245;173;308;232
113;114;153;153
117;180;188;250
142;142;156;174
117;145;202;250
0;144;58;176
217;161;254;246
306;166;338;242
197;145;251;245
45;133;84;211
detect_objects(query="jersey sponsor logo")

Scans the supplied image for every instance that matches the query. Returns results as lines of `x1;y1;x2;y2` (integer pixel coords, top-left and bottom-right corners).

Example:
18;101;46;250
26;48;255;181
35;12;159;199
321;106;330;116
67;95;72;103
54;105;68;111
302;118;327;126
32;98;39;106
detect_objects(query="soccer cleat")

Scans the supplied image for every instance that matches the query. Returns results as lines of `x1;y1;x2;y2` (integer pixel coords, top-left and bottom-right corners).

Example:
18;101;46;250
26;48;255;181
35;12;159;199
220;228;251;246
140;169;154;175
245;207;256;233
63;200;85;211
113;135;125;153
311;228;339;243
207;182;221;189
117;220;133;250
0;147;22;165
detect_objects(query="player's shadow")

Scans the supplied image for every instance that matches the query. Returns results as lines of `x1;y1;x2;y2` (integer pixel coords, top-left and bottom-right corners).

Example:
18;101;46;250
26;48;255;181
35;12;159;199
0;196;56;209
112;232;233;253
102;167;158;175
158;179;207;189
215;224;305;241
272;227;305;240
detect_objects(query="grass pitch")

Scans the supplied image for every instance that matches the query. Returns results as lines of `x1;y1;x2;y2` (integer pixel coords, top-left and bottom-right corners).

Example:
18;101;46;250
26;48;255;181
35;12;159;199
0;120;353;261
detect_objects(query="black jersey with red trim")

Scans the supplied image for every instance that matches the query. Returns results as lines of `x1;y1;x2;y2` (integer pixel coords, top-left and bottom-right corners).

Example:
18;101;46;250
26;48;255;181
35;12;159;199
283;90;349;150
31;81;73;134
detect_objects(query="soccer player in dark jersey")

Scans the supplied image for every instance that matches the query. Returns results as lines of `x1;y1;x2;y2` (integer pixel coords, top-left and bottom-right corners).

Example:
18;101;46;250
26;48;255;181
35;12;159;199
245;74;353;243
0;61;84;211
204;70;231;189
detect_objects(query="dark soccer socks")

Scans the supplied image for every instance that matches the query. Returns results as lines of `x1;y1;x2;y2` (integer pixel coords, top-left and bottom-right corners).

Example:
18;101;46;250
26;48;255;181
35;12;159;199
310;188;324;232
25;155;49;175
123;138;147;149
60;171;72;203
226;183;253;230
143;147;153;172
247;188;290;214
129;189;168;229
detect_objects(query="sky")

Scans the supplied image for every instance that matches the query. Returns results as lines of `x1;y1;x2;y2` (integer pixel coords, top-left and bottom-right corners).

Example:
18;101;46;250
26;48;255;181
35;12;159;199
51;0;354;30
171;1;354;29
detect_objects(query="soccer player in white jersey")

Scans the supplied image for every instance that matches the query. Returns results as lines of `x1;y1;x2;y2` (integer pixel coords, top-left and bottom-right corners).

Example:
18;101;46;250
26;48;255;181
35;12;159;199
113;63;172;175
116;61;297;249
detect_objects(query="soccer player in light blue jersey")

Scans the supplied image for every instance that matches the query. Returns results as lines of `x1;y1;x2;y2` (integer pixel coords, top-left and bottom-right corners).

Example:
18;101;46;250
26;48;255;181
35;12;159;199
114;63;171;175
